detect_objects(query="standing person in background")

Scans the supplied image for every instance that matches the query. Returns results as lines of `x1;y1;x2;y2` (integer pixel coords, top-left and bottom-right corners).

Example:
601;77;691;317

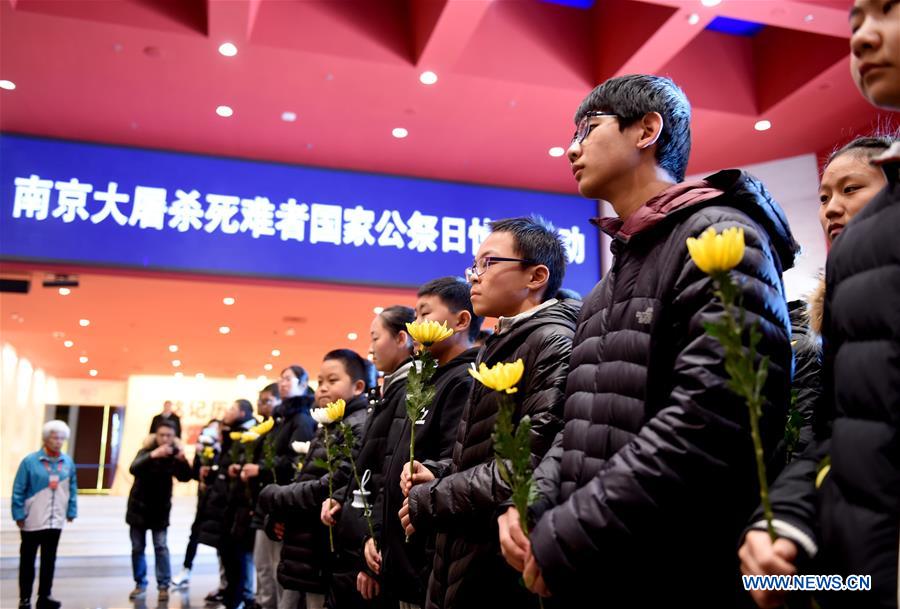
127;419;192;602
12;420;78;609
172;419;223;590
150;400;182;438
242;383;283;609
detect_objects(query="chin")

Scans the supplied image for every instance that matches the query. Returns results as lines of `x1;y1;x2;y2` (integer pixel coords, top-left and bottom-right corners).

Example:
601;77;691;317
860;77;900;111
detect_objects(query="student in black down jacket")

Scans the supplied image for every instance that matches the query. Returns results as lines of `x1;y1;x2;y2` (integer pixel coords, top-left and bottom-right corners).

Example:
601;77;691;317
257;349;376;609
368;277;483;608
401;217;579;609
321;306;416;609
739;8;900;600
498;75;797;609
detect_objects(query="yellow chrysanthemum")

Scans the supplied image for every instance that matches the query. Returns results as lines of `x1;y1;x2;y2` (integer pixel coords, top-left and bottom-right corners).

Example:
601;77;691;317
202;446;215;459
253;417;275;436
686;226;745;275
229;431;243;441
311;399;346;425
406;320;454;346
468;359;524;394
240;431;260;444
816;464;831;489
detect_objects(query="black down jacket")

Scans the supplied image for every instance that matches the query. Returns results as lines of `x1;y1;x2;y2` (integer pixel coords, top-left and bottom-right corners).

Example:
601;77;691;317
529;170;798;609
271;393;317;486
126;436;193;530
408;298;580;609
379;348;478;605
329;362;410;609
761;154;900;608
257;393;369;594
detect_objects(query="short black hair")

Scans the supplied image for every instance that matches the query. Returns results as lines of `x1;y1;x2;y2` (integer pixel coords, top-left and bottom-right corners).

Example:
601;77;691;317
418;276;484;342
575;74;692;182
235;399;254;421
489;216;567;302
323;349;375;389
281;365;308;386
261;383;280;399
826;132;899;167
378;305;416;337
155;419;177;432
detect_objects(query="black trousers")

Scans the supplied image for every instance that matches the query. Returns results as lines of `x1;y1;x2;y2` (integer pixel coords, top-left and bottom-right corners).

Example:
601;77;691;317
19;528;62;600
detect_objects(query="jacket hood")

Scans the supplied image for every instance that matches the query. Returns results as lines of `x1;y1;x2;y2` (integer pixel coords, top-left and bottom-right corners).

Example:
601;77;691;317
432;346;480;383
595;170;800;272
278;391;315;417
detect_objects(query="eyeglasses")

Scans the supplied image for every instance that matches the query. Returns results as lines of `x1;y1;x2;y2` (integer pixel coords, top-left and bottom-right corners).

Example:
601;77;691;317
572;111;618;146
465;256;537;281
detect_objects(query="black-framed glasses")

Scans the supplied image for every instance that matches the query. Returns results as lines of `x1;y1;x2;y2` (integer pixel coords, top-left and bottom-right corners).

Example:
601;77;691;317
465;256;537;281
572;111;618;145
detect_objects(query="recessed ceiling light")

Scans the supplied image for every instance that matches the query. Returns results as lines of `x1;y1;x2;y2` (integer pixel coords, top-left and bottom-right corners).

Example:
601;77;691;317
64;340;74;348
281;111;297;122
79;319;90;327
219;326;231;335
168;345;179;353
804;13;814;22
285;328;296;337
172;359;181;367
419;71;438;85
271;349;281;357
196;372;205;379
264;363;273;371
347;332;358;341
89;369;98;377
218;42;238;57
216;105;234;118
548;147;565;157
0;80;16;90
688;12;701;25
392;127;408;139
237;374;246;381
79;356;89;364
223;297;235;306
754;120;772;131
58;288;71;296
174;371;183;378
373;306;384;314
700;0;721;6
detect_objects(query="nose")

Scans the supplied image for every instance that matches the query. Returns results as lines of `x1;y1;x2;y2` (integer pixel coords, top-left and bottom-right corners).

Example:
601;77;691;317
823;195;846;221
567;140;581;163
850;17;880;59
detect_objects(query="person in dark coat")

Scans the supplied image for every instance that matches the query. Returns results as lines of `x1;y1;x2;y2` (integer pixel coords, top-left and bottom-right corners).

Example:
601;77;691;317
367;277;482;609
257;349;376;609
272;366;317;487
739;111;900;609
400;217;579;609
321;306;416;608
149;400;182;437
495;75;798;609
220;399;259;609
126;419;192;600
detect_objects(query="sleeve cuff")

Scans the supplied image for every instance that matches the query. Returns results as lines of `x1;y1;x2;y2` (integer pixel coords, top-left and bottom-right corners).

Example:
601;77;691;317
747;519;818;558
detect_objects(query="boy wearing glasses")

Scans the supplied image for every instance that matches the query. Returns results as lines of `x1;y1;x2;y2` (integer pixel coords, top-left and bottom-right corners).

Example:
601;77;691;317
497;75;799;608
399;216;580;609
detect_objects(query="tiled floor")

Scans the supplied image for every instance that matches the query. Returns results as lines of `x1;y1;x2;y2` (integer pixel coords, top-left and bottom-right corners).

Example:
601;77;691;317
1;496;223;609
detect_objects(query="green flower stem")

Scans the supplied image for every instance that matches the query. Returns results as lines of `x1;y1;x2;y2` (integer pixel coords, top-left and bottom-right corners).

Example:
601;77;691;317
324;426;335;553
712;272;776;543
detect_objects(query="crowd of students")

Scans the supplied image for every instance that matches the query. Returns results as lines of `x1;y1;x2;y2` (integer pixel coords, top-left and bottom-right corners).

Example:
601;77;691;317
13;2;898;608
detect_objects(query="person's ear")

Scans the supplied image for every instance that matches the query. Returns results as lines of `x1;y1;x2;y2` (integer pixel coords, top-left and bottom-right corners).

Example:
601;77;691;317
527;265;550;295
396;330;411;349
453;310;472;335
352;379;366;396
636;111;663;150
